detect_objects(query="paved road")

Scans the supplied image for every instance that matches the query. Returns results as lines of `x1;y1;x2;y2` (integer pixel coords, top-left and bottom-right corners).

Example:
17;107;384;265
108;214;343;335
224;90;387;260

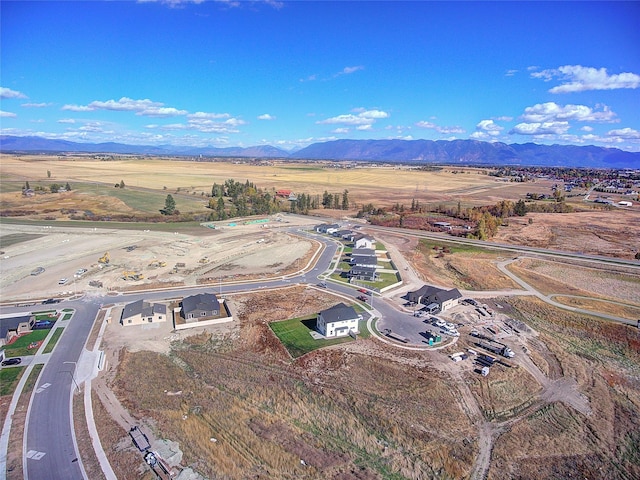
2;224;636;479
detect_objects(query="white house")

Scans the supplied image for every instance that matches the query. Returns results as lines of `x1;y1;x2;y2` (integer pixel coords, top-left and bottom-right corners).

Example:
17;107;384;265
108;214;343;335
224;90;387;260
121;299;167;326
317;303;361;338
354;236;375;249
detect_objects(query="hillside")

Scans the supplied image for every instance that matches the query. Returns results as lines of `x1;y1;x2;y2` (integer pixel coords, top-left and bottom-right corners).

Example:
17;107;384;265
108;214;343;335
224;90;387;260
1;135;639;168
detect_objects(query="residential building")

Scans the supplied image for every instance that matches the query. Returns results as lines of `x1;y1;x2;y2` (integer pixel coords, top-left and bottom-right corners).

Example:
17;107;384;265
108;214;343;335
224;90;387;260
121;299;167;326
182;293;220;321
317;303;361;338
407;285;462;311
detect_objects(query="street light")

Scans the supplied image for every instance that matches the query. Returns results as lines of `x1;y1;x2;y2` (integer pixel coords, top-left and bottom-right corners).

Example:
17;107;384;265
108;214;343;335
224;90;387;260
63;361;80;392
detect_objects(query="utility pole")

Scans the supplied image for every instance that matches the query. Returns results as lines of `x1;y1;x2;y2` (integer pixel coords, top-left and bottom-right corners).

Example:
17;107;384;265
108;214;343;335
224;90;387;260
63;361;80;392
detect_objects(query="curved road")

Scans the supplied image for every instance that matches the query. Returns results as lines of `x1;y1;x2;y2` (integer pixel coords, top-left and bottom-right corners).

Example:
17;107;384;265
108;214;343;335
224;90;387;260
1;224;637;479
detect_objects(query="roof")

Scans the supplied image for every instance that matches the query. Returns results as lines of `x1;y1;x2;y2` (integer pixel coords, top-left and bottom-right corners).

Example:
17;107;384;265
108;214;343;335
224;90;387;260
350;255;378;266
350;266;377;275
351;248;376;256
319;303;359;324
0;315;32;339
122;300;166;320
122;299;144;319
435;288;462;303
182;292;220;315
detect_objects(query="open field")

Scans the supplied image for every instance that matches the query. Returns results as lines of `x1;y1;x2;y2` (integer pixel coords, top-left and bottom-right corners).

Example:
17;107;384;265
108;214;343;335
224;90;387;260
2;154;639;258
508;258;640;304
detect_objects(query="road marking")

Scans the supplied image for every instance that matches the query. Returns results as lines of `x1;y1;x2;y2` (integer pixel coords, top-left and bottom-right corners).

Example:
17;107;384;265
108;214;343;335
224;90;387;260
35;382;51;393
26;450;47;460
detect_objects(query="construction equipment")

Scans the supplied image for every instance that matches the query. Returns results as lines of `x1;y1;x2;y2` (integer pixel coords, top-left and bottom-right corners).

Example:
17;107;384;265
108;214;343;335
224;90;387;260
98;252;110;264
199;257;209;264
148;260;167;268
122;271;144;281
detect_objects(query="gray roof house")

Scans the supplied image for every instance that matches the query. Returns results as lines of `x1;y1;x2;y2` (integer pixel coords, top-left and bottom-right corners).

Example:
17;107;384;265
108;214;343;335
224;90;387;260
349;266;378;282
350;255;378;267
407;285;462;312
121;299;167;326
317;303;361;338
351;248;376;257
182;293;220;321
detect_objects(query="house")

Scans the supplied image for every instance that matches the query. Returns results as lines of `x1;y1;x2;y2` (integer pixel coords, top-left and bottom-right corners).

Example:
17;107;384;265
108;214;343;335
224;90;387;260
276;189;292;198
351;248;376;257
334;229;352;238
350;255;378;268
407;285;462;312
22;188;35;197
315;223;341;234
349;266;378;282
317;303;361;338
182;293;220;321
0;316;33;347
354;236;375;249
121;299;167;326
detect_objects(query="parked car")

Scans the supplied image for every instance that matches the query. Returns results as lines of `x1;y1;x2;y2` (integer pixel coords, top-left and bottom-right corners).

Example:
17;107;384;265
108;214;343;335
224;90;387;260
58;278;69;285
75;268;88;276
435;319;446;327
317;283;327;288
357;295;368;302
42;298;61;304
2;357;22;366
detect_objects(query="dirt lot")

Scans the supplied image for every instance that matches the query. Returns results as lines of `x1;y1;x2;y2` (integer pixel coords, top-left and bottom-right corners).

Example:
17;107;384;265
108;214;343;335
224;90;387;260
0;216;319;302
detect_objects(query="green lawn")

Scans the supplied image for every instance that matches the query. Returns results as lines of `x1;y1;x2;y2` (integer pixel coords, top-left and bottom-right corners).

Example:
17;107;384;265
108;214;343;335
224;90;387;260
270;316;356;358
0;367;25;396
1;329;51;358
43;327;64;354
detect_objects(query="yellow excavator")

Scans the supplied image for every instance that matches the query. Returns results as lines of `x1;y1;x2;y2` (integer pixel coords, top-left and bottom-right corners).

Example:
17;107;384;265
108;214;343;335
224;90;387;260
98;252;110;264
122;271;144;281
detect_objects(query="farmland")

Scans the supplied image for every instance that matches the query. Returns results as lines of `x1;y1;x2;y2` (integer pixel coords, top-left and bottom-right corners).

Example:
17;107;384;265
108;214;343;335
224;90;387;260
1;154;639;479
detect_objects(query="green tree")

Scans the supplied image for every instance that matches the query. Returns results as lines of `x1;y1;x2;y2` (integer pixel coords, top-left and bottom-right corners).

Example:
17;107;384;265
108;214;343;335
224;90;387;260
47;170;51;179
25;181;30;190
119;180;125;189
342;189;349;210
65;182;71;191
514;199;527;216
50;183;60;193
161;194;176;215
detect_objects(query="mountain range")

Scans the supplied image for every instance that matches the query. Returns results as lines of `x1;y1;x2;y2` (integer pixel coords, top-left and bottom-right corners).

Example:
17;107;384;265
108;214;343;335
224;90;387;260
1;135;638;169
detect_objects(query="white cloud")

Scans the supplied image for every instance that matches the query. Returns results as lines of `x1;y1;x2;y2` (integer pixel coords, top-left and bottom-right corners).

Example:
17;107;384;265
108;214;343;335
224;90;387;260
339;65;364;75
62;104;94;112
520;102;617;123
138;106;188;117
187;111;230;119
356;124;372;131
494;116;513;122
332;128;349;134
532;65;640;93
510;121;570;136
415;120;464;134
475;119;504;136
0;87;27;99
61;97;187;117
505;69;518;77
22;102;52;108
318;109;389;127
606;127;640;140
58;118;76;124
581;125;593;132
0;110;17;118
257;113;275;120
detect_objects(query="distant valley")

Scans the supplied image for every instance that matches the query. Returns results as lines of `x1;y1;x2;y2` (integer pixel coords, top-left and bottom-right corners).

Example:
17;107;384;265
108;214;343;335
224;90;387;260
1;135;639;169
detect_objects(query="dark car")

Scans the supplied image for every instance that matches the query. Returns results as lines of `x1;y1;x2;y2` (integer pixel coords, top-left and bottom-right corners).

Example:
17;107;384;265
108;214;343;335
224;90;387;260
2;357;22;366
42;298;61;304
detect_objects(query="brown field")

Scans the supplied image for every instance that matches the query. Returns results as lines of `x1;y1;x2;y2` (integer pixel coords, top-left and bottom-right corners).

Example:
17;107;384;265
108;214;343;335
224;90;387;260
508;258;640;304
487;297;640;480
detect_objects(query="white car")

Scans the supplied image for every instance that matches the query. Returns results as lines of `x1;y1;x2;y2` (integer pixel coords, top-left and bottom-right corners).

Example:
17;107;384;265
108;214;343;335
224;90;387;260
75;268;88;276
435;319;446;327
58;278;69;285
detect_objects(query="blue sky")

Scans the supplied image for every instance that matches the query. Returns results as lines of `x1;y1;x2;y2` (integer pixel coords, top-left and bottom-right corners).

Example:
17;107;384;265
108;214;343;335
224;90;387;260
1;1;639;152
